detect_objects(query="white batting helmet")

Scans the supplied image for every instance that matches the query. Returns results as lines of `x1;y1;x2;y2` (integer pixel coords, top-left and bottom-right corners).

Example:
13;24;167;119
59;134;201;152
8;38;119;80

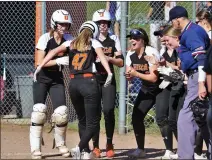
51;9;72;30
92;9;111;22
79;21;99;38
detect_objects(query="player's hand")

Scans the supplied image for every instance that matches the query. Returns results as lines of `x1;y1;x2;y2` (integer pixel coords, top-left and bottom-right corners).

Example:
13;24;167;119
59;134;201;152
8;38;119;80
33;66;42;82
127;66;138;78
104;73;113;87
125;66;132;81
55;56;69;66
198;82;207;100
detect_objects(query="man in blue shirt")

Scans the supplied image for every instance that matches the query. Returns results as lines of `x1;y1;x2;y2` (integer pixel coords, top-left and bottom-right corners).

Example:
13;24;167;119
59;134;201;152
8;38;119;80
169;6;211;159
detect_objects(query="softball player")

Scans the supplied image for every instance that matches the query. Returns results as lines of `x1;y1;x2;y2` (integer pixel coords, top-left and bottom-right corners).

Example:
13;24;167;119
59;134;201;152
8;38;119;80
169;6;211;159
30;10;73;159
153;26;186;159
34;21;113;159
91;9;124;158
125;28;160;158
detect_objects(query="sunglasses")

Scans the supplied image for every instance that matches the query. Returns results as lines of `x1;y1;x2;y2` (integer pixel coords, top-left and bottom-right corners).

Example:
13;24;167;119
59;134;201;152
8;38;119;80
130;29;144;37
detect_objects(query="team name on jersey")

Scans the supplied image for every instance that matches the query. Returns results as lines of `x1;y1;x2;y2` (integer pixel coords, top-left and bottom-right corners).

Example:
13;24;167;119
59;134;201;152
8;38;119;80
102;47;112;56
133;64;148;71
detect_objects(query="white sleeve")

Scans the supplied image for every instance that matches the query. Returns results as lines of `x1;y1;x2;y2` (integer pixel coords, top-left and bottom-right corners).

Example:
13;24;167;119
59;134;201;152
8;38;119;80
145;46;160;67
92;39;103;49
62;40;72;48
36;33;50;51
126;51;133;66
110;35;121;51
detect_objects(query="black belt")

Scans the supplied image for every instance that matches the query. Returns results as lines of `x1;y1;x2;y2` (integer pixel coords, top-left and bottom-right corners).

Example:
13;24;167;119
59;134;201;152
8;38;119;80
186;69;198;77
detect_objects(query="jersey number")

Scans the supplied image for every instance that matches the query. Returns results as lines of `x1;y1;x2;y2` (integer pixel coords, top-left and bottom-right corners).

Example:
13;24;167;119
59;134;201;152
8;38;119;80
72;53;87;70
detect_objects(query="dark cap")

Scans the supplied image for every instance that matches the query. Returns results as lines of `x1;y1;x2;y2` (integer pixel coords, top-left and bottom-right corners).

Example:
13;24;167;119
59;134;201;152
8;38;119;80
126;29;144;38
154;30;163;37
169;6;188;22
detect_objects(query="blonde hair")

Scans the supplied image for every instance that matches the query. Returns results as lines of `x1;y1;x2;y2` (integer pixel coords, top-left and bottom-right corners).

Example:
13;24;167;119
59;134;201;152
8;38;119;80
71;28;93;52
163;26;181;37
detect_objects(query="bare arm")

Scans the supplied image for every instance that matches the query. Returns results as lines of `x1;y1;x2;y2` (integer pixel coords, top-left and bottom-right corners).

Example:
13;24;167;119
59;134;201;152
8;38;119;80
206;74;212;93
36;50;57;67
39;45;67;68
95;47;112;74
108;51;124;67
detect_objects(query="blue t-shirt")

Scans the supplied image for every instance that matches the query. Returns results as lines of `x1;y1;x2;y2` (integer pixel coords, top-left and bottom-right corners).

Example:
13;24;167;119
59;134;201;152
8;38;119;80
177;21;210;73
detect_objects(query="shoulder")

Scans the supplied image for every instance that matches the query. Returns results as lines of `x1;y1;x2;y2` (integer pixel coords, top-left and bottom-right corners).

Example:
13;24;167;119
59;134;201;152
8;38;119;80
109;33;119;41
38;33;51;43
91;39;103;49
145;46;159;55
127;50;135;57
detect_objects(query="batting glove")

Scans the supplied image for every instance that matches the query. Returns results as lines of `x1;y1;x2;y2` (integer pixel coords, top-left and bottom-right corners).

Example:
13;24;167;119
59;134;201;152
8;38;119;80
33;66;42;82
104;73;113;87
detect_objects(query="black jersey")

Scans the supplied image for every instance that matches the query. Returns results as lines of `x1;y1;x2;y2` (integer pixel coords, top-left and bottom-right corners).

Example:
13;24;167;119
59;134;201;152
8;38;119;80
95;33;121;83
68;39;102;75
126;46;160;94
162;48;178;65
36;33;73;83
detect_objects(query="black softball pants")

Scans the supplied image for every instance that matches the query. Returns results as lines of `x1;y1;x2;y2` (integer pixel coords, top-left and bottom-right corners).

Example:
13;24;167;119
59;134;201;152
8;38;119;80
132;89;156;149
92;80;116;148
33;81;66;109
69;77;101;152
155;86;185;151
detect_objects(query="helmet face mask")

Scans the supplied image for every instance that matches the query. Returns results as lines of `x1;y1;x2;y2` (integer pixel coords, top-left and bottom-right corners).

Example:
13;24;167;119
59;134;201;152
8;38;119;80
79;21;99;39
51;10;72;30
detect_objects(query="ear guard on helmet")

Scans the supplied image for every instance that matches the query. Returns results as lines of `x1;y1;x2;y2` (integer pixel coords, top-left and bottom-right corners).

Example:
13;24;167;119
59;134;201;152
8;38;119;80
79;21;99;39
51;9;72;30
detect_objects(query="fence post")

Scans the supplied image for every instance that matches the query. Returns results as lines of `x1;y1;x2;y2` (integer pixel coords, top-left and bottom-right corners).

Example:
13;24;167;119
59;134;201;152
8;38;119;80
41;2;46;34
118;1;128;135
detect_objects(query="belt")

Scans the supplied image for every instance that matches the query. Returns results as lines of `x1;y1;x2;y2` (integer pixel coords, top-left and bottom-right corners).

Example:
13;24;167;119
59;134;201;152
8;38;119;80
69;73;94;79
186;69;198;77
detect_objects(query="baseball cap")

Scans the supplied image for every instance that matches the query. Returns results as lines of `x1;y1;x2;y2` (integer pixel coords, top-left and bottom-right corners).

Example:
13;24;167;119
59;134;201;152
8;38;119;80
126;29;144;38
169;6;188;22
153;30;163;37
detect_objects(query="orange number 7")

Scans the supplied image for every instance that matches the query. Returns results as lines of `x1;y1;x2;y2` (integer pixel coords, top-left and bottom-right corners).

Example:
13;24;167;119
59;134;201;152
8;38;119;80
72;53;88;70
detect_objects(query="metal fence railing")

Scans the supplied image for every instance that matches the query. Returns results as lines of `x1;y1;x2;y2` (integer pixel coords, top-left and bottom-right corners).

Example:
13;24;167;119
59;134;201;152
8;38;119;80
0;1;206;132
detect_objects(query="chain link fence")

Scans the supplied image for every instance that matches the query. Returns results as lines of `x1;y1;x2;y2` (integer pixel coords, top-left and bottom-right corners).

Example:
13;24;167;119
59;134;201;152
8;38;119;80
0;1;206;132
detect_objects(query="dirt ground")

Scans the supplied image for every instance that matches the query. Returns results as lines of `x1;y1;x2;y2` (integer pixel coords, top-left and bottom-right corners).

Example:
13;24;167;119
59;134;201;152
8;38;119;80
1;123;177;159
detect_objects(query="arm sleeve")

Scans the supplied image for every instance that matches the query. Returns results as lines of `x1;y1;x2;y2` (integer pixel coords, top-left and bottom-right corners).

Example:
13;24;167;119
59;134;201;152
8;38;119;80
36;33;49;51
126;51;133;66
114;36;121;52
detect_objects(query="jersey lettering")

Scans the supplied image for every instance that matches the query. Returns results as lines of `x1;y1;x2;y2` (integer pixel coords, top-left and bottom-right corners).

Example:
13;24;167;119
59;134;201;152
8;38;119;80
72;53;87;70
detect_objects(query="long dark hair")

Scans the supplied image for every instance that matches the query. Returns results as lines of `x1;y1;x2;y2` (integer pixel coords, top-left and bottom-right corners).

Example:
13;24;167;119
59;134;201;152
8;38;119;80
196;10;212;28
136;28;150;46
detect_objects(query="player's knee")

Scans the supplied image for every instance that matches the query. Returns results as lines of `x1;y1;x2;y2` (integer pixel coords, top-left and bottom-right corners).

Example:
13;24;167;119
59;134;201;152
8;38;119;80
31;103;47;125
156;117;168;128
103;107;114;117
52;105;68;127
